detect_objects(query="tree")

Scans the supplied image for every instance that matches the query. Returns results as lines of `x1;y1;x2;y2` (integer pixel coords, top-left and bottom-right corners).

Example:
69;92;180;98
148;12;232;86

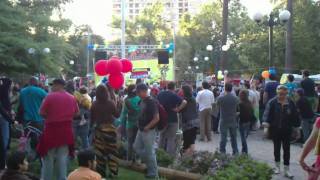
68;25;105;77
0;0;76;77
111;1;172;45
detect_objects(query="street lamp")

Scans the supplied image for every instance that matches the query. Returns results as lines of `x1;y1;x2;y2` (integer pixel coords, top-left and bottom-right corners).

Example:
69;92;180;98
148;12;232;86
253;9;291;68
28;47;50;81
195;66;199;70
222;44;230;51
206;45;213;51
204;57;209;61
70;60;75;65
193;57;199;62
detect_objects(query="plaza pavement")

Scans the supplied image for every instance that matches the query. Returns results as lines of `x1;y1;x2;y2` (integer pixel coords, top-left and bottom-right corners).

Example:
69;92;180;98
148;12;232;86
194;130;314;180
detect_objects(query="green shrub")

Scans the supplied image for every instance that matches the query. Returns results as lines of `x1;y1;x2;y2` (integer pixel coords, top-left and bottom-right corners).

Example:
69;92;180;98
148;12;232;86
171;151;273;180
207;154;273;180
156;148;174;167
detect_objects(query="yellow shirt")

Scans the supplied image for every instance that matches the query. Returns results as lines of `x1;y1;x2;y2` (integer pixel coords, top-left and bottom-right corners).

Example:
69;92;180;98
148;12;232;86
68;167;102;180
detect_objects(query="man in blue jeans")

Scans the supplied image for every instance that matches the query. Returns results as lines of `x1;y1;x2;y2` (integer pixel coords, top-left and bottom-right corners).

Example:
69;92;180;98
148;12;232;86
217;83;239;155
19;77;47;159
134;83;159;179
38;79;79;180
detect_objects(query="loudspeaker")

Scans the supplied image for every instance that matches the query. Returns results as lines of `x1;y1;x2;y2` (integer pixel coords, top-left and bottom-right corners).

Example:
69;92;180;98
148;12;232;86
95;51;107;61
157;50;169;64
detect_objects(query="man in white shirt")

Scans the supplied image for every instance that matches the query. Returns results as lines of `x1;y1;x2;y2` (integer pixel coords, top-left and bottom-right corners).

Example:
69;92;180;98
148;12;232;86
196;81;215;141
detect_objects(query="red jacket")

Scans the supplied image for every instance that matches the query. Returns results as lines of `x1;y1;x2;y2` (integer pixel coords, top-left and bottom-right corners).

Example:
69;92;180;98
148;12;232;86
37;121;74;157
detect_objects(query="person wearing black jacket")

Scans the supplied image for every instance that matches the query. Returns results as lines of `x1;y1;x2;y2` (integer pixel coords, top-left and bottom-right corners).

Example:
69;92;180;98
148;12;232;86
263;85;300;178
0;77;12;170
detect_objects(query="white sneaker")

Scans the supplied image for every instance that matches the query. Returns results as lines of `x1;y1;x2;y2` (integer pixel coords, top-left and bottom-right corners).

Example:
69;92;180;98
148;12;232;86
284;166;294;179
274;162;281;174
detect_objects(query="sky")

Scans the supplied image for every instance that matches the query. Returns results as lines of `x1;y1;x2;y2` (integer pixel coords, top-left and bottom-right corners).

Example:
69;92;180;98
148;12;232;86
62;0;273;40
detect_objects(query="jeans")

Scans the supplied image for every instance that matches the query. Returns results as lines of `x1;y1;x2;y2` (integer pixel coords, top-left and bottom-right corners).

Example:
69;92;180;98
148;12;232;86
73;121;89;150
134;129;158;177
219;125;239;155
272;129;291;166
239;122;250;154
159;123;178;156
301;118;314;142
127;127;138;161
199;108;212;140
0;115;9;169
42;145;69;180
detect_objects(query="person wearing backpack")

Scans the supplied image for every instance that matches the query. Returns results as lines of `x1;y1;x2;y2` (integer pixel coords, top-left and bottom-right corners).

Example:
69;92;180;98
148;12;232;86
133;83;160;179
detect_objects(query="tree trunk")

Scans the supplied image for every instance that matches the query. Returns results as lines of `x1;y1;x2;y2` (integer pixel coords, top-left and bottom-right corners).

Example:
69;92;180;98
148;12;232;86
119;160;202;180
285;0;293;73
220;0;229;71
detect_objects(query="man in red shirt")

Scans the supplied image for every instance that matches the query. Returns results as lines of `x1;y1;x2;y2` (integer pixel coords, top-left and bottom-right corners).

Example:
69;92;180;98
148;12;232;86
38;79;79;180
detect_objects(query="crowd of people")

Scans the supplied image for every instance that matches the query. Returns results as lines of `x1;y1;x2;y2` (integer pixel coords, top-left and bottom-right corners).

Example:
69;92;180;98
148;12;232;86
0;69;320;179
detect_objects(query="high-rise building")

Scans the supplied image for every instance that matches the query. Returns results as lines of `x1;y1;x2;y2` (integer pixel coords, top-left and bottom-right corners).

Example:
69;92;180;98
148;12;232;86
112;0;206;20
110;0;208;42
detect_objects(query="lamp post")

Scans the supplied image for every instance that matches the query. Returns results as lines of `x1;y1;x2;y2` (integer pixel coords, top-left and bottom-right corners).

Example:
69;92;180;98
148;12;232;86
206;44;215;74
253;10;291;69
28;47;50;81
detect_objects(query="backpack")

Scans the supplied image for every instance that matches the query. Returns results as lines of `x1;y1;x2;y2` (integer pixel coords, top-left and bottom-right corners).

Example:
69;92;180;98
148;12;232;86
156;101;168;131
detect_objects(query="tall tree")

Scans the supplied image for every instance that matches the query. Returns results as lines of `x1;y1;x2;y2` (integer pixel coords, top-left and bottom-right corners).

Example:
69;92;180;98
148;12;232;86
111;2;172;45
220;0;229;71
285;0;293;72
0;0;75;76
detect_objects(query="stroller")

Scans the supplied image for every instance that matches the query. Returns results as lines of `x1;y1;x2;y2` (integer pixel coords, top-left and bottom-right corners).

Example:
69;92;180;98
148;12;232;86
18;123;42;161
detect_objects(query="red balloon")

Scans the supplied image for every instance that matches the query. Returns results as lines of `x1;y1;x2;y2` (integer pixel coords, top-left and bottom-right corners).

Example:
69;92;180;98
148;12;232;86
94;60;108;76
121;59;133;73
106;58;123;75
110;56;120;60
109;73;124;89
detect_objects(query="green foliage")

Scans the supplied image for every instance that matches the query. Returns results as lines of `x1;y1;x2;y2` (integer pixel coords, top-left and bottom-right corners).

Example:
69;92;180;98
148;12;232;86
172;151;272;180
176;0;320;80
156;148;174;167
111;1;172;45
209;155;273;180
0;0;75;76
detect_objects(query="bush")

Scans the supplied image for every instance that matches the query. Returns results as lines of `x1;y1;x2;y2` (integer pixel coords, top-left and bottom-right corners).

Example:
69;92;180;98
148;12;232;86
156;148;174;167
208;155;273;180
172;151;273;180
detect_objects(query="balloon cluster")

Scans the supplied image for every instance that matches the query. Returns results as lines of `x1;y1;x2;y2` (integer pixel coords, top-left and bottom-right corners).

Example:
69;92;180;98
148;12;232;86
94;56;133;89
261;68;276;79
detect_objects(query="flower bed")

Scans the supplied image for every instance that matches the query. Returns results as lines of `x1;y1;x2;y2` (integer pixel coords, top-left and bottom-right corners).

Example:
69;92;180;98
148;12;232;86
158;151;273;180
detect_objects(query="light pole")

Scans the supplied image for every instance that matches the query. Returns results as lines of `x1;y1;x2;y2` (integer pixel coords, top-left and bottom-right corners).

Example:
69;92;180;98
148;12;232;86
28;47;50;81
253;10;291;69
206;44;215;74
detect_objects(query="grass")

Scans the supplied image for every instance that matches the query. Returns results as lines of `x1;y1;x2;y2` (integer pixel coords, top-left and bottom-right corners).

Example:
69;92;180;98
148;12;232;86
9;139;146;180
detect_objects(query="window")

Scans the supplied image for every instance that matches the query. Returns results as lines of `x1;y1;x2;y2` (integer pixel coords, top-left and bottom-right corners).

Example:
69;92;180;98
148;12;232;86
135;9;139;14
135;3;139;8
129;3;133;8
129;9;133;13
179;3;183;7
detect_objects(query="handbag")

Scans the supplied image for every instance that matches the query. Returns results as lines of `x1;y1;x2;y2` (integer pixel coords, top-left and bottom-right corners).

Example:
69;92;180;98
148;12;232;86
307;163;320;180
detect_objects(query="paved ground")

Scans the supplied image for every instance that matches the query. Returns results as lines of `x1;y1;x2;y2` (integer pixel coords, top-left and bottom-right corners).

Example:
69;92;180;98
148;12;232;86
194;130;314;180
